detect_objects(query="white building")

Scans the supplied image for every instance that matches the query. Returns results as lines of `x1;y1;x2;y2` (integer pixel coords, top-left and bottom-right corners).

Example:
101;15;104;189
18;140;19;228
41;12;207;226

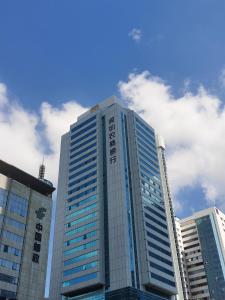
176;207;225;300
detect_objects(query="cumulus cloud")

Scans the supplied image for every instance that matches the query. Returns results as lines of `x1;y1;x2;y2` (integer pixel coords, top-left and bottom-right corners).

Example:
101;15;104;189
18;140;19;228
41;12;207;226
129;28;142;42
0;83;87;186
119;71;225;211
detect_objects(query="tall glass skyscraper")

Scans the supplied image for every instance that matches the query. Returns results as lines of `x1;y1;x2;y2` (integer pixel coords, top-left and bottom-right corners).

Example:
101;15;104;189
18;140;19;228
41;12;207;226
50;97;183;300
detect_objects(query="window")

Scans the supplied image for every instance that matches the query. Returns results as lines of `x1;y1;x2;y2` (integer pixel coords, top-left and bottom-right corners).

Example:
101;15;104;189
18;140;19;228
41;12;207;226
64;240;97;256
65;221;97;237
8;193;28;217
151;273;175;287
66;212;97;228
69;163;97;181
68;179;97;195
70;143;96;160
65;230;97;246
69;157;97;174
68;187;97;203
71;116;96;133
66;203;97;220
71;130;96;147
0;272;18;285
0;258;19;271
68;171;97;188
1;244;21;256
3;230;23;244
149;252;172;266
70;136;96;154
5;217;26;230
62;272;97;287
64;250;98;266
69;149;97;167
67;195;97;211
64;261;97;277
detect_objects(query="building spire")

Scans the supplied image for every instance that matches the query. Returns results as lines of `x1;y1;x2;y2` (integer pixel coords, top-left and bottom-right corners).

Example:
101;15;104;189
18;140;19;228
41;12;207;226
38;156;45;180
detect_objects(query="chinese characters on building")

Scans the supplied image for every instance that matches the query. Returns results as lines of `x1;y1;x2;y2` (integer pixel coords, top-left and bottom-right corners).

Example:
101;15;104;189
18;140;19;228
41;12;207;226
32;207;47;264
108;116;117;164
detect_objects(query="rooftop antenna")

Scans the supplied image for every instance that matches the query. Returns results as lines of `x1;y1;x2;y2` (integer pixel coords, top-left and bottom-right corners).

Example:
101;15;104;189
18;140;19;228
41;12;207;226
38;156;45;180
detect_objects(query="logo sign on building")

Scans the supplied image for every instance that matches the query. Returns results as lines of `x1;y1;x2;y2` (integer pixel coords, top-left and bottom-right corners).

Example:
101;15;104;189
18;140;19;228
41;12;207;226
108;116;117;164
32;207;47;264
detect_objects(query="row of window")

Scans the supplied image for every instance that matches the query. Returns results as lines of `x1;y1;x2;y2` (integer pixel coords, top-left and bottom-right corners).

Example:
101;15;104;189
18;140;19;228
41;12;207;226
145;222;168;239
69;149;97;167
141;172;161;191
138;150;159;172
3;230;23;244
1;244;21;257
136;122;155;145
0;289;16;299
65;222;97;239
0;257;19;271
71;116;96;133
141;180;162;198
64;250;98;266
67;187;97;203
68;171;97;188
136;137;158;161
147;241;171;257
64;230;97;247
68;179;97;195
150;261;174;277
151;272;175;287
146;231;170;248
135;117;155;138
141;189;162;205
69;163;96;181
139;158;159;177
149;251;172;267
140;165;160;183
62;272;97;288
66;212;97;228
70;135;96;154
0;193;28;218
0;272;17;285
64;240;97;256
144;205;166;221
64;261;97;277
144;213;167;230
137;143;159;165
136;128;157;155
142;196;165;214
71;122;96;140
66;203;97;220
69;156;96;174
5;216;26;230
70;129;96;148
70;142;96;160
67;195;97;212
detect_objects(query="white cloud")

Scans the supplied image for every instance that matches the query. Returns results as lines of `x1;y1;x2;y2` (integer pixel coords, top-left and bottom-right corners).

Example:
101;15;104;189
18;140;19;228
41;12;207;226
0;83;87;186
119;71;225;212
129;28;142;42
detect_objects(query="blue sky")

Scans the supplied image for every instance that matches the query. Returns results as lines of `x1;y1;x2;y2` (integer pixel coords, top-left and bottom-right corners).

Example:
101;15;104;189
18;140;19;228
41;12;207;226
1;0;225;110
1;1;225;295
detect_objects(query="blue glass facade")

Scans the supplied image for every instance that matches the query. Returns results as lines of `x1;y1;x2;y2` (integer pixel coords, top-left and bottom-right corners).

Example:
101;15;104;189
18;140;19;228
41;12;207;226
53;100;178;300
196;215;225;300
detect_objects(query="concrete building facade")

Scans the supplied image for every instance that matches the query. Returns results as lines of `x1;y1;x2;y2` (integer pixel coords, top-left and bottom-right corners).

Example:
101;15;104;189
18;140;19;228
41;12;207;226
50;97;183;300
0;160;54;300
177;207;225;300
